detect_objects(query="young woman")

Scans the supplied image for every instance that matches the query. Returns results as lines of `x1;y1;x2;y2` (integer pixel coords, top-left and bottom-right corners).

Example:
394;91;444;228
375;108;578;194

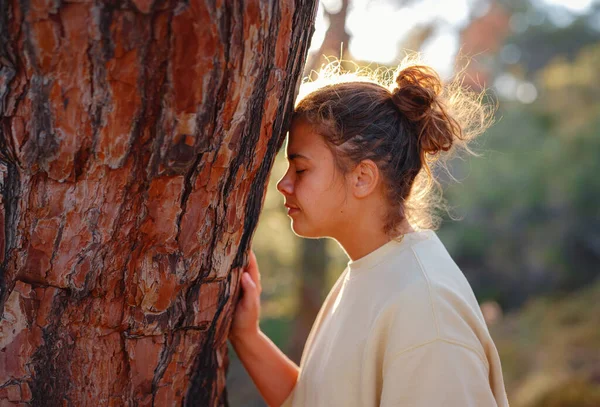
229;61;509;407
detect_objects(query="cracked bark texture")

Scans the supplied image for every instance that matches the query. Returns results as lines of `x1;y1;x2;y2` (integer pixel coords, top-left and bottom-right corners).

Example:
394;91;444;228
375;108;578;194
0;0;317;405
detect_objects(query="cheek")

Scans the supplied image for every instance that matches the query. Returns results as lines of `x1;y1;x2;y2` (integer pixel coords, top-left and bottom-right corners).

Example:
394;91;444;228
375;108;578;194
298;177;346;213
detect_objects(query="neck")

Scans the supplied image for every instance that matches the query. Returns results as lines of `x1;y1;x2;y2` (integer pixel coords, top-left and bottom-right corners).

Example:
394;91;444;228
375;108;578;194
333;218;414;262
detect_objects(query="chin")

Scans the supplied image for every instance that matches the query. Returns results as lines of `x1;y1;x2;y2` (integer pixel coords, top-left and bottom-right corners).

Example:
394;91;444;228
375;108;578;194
291;219;327;239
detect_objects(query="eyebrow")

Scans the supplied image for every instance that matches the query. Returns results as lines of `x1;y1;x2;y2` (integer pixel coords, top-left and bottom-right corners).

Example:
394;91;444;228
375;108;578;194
286;153;310;161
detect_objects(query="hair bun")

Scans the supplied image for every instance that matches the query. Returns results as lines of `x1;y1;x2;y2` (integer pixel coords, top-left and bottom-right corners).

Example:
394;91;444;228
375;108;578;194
391;65;441;122
391;65;456;155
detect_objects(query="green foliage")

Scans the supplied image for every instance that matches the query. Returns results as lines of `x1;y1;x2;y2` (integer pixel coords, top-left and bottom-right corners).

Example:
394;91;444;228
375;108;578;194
439;42;600;308
261;317;294;350
491;279;600;406
529;377;600;407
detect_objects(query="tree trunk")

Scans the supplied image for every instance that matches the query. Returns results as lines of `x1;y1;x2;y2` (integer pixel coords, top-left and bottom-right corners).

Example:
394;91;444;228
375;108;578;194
288;238;327;363
303;0;350;76
0;0;317;405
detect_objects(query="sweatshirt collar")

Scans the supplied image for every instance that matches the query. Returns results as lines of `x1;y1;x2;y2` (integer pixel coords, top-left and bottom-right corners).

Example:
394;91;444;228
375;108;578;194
346;230;432;273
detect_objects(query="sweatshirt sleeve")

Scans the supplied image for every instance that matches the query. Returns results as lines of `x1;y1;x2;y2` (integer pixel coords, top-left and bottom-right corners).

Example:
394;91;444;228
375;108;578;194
380;339;499;407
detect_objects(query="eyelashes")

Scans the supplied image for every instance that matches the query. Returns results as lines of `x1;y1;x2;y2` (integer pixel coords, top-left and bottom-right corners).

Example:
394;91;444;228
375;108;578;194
295;170;306;174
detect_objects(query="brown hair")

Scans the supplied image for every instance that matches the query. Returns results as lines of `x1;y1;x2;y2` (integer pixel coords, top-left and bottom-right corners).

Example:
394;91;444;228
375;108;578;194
293;58;493;236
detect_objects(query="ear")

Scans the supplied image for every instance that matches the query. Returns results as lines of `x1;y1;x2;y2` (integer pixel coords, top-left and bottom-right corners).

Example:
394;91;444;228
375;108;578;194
349;159;380;199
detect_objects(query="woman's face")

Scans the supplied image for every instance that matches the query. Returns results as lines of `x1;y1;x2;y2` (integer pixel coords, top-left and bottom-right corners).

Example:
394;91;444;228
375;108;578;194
276;118;351;238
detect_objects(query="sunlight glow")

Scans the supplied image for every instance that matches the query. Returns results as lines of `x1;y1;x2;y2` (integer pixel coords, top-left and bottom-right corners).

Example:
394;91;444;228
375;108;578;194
419;30;460;79
345;0;471;67
347;4;413;64
311;0;597;77
309;5;329;52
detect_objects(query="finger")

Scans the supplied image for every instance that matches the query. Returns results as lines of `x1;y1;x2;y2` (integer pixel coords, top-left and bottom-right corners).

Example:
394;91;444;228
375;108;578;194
245;250;262;292
242;272;257;295
241;272;258;307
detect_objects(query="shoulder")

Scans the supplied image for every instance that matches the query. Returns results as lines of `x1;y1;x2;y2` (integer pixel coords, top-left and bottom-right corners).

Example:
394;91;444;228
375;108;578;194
366;231;491;364
409;232;490;343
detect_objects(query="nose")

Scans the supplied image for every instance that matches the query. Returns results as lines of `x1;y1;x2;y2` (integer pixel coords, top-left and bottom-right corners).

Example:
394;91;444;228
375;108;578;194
276;170;293;196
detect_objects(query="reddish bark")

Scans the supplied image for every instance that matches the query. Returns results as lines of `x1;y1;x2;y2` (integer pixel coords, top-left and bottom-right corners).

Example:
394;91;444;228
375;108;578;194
459;0;511;89
0;0;317;405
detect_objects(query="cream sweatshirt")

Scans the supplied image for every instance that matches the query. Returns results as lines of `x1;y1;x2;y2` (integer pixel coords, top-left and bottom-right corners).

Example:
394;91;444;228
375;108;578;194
282;230;509;407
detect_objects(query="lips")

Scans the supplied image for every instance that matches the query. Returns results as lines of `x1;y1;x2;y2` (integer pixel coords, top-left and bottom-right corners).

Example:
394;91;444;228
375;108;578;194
285;203;300;215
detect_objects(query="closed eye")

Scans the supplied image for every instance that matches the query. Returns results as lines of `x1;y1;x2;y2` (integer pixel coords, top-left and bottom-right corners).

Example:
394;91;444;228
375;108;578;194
296;170;306;174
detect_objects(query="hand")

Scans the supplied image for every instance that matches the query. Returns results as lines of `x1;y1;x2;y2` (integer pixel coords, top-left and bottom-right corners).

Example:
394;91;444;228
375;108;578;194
230;249;262;341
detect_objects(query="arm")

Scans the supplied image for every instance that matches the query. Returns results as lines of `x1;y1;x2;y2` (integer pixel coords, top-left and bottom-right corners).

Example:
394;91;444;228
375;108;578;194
230;328;299;407
229;250;299;407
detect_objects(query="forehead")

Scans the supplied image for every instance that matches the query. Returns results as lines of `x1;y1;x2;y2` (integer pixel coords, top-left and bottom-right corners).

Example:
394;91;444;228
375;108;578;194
286;119;327;156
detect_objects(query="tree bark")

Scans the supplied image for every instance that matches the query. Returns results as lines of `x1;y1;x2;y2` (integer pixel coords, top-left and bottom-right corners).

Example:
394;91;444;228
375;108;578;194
0;0;317;405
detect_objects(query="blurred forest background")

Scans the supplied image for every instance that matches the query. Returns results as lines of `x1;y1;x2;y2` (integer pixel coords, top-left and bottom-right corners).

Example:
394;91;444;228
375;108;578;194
227;0;600;405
